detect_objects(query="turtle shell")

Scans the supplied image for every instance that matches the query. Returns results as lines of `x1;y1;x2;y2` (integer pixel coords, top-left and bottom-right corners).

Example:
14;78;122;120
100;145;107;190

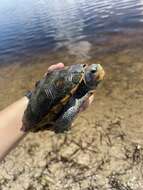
22;64;86;132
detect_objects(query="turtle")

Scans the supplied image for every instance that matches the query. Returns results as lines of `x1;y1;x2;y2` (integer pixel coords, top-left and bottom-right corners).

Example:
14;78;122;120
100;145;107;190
22;64;105;132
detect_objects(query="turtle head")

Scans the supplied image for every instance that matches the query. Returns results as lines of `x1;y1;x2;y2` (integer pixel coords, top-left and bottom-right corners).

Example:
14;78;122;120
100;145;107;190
84;64;105;89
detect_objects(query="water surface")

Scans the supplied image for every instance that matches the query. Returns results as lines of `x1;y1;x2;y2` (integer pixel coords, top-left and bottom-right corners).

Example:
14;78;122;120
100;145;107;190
0;0;143;65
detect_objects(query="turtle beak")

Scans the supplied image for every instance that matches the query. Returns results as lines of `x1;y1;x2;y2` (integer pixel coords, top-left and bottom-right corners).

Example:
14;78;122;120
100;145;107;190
96;64;105;81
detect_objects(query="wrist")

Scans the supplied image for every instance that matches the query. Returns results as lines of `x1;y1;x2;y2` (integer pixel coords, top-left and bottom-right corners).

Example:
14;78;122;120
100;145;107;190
0;97;29;161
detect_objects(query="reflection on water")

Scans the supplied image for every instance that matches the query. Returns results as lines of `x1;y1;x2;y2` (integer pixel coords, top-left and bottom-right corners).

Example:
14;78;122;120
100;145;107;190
0;0;143;64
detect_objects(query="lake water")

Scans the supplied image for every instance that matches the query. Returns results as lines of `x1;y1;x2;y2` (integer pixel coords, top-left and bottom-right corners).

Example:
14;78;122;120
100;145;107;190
0;0;143;65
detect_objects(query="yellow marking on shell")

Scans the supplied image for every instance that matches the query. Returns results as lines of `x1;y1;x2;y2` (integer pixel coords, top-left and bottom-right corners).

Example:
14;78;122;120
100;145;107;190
37;111;56;129
60;94;71;104
55;79;65;89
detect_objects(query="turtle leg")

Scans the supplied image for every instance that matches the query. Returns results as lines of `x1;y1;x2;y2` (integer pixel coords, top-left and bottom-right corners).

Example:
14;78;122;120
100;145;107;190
54;93;91;133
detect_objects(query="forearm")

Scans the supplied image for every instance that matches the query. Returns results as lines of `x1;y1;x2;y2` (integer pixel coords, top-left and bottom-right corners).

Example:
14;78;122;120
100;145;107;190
0;97;28;161
0;63;65;162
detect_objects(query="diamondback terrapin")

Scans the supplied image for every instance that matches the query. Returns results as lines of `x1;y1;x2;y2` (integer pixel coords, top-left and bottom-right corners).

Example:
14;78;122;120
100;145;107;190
22;64;105;132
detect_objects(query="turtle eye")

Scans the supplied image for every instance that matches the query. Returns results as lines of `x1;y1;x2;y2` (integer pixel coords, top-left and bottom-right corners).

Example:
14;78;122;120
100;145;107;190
91;69;97;73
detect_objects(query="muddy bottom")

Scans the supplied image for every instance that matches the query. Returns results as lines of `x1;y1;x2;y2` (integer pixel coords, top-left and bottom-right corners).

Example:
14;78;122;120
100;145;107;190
0;31;143;190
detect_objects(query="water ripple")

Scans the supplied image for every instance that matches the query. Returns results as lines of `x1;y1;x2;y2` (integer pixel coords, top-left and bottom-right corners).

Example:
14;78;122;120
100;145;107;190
0;0;143;65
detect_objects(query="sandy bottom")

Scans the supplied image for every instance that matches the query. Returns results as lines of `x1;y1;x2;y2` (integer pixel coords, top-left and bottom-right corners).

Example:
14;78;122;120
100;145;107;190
0;31;143;190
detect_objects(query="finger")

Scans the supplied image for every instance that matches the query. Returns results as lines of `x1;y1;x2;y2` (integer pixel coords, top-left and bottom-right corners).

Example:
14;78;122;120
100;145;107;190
44;63;64;76
48;63;64;72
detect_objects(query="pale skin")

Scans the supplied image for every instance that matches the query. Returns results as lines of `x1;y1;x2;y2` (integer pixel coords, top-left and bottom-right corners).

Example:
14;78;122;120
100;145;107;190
0;63;94;162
